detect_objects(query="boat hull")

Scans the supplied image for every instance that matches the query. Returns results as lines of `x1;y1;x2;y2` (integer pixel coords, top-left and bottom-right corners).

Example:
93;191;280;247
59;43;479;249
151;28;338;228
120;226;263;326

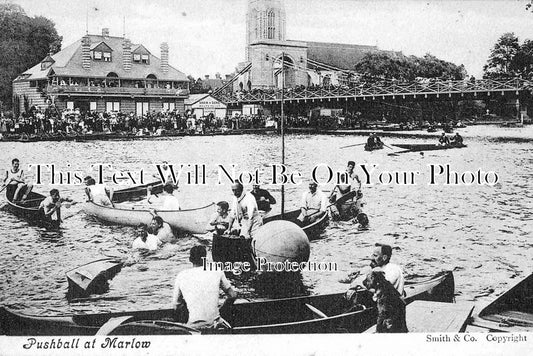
83;202;214;234
112;181;164;203
0;271;454;335
4;191;59;229
393;143;467;151
66;258;123;299
263;209;328;240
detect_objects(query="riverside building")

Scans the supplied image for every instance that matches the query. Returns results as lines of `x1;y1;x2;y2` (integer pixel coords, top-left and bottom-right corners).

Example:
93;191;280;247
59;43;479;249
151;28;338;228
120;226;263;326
13;28;189;116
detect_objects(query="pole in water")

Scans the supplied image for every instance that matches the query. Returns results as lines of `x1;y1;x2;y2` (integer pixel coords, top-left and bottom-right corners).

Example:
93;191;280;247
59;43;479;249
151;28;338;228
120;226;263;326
281;52;285;219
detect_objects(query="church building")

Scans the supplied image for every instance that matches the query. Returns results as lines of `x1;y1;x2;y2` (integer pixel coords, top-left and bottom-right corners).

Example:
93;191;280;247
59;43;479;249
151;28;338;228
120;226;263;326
235;0;395;90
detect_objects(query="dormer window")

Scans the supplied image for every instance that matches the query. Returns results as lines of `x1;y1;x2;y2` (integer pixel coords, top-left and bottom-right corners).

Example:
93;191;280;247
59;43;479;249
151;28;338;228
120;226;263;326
103;52;111;61
91;42;113;62
141;54;149;64
94;51;102;60
133;54;141;62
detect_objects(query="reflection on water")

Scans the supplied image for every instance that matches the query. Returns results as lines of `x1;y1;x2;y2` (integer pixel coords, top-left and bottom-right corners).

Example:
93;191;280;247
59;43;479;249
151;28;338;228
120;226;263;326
0;125;532;315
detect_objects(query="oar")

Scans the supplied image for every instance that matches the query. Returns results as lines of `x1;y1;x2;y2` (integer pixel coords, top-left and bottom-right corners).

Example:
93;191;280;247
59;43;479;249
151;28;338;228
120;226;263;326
339;143;365;149
387;149;411;156
382;143;395;150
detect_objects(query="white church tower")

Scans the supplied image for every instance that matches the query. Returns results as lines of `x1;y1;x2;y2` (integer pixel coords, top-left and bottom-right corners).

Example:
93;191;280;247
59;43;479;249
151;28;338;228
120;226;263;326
246;0;286;61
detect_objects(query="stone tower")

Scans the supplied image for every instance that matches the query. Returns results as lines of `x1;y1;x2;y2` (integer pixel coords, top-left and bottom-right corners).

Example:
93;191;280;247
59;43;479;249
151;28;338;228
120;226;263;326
246;0;286;61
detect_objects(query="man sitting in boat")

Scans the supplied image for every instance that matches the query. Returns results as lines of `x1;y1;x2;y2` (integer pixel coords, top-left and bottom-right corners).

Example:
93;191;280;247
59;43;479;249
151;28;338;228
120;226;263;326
2;158;33;203
148;184;180;210
250;184;276;215
84;176;114;207
329;161;362;219
171;245;237;327
149;215;174;243
297;181;328;225
38;189;68;223
226;182;263;239
451;132;463;146
132;223;161;251
438;133;450;146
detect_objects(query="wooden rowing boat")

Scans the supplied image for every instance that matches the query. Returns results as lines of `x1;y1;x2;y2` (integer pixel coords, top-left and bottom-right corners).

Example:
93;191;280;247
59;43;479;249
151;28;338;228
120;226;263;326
263;209;328;240
3;191;59;229
66;258;123;299
470;273;533;332
111;181;164;203
392;143;467;152
83;201;214;234
0;271;454;335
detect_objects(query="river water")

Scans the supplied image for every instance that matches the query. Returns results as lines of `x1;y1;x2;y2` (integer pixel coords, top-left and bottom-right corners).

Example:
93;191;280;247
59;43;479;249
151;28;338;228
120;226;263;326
0;125;531;316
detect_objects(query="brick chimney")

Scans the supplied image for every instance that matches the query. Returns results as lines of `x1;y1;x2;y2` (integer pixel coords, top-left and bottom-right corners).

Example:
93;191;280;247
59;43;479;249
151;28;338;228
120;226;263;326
160;42;169;73
122;38;132;71
205;75;210;80
102;28;110;38
81;35;91;70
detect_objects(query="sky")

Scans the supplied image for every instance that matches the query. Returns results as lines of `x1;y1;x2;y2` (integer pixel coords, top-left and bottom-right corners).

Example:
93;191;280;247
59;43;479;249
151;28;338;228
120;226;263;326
8;0;533;78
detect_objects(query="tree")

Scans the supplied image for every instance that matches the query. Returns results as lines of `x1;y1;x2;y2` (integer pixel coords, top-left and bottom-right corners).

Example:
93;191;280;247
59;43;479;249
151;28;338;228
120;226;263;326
483;33;520;78
511;39;533;78
0;3;62;110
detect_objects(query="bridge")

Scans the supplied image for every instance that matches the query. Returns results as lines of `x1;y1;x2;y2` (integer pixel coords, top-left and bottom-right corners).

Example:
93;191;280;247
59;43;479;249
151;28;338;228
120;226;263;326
215;78;533;107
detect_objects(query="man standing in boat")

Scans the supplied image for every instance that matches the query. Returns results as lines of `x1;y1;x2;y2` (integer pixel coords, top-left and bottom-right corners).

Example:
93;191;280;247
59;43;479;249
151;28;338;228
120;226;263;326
298;181;328;224
171;245;237;327
250;184;276;215
2;158;33;203
226;182;263;239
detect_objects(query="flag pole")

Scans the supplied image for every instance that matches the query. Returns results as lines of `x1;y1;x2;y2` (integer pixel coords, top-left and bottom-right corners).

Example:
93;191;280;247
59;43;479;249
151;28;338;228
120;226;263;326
281;52;285;219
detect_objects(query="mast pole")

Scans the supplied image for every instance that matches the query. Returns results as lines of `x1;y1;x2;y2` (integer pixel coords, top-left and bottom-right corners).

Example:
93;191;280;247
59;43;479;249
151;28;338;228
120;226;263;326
281;52;285;218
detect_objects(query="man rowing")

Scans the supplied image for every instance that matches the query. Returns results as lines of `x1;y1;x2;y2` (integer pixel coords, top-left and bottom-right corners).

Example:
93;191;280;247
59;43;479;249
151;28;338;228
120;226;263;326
2;158;33;203
226;182;263;240
171;245;237;327
38;189;72;224
297;181;328;225
438;132;450;146
329;161;362;219
451;132;463;145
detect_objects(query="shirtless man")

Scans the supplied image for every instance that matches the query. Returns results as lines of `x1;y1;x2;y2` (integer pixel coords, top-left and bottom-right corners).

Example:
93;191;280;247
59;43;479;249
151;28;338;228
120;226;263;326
171;245;237;326
2;158;33;203
38;189;63;223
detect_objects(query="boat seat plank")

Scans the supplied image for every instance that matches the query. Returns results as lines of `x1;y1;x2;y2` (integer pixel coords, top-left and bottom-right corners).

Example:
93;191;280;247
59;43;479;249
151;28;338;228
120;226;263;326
497;311;533;324
96;315;134;335
305;303;328;319
406;301;474;333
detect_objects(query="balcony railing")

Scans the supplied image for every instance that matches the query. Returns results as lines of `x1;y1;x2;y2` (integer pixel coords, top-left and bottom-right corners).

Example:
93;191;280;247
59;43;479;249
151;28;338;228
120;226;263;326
46;85;189;97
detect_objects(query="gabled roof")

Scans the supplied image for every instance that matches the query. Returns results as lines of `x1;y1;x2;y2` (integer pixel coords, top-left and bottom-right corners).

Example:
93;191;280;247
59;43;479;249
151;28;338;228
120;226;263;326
17;34;187;82
132;44;151;54
90;41;113;52
304;40;399;70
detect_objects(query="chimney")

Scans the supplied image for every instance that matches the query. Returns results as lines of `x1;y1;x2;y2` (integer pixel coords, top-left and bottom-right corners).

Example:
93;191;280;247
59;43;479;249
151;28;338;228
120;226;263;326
205;75;210;80
160;42;169;73
122;38;132;71
102;28;110;38
81;35;91;70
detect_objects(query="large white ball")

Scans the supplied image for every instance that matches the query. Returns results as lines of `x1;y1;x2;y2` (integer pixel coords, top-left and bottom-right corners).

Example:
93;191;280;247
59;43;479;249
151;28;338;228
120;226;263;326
253;221;310;265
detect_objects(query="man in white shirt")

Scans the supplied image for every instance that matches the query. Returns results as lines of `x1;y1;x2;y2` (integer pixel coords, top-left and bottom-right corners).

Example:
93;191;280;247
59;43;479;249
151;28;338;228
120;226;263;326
297;181;328;224
171;245;237;326
3;158;33;203
148;184;180;210
226;182;262;239
132;225;161;251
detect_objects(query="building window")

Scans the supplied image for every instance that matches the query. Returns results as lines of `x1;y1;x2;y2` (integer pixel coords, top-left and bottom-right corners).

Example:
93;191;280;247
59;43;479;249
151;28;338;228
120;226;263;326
162;102;175;112
106;101;120;112
66;101;74;110
141;54;149;64
136;102;149;116
133;54;141;62
267;10;275;39
103;52;111;62
90;102;97;111
94;51;102;60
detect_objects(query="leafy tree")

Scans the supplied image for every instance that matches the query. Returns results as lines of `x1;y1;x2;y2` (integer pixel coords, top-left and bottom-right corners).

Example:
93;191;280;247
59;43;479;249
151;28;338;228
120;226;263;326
354;52;465;81
511;39;533;77
483;33;520;77
0;3;62;110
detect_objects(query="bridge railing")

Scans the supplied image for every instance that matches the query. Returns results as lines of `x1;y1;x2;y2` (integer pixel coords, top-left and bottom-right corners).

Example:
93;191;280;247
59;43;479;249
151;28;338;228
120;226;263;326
216;78;531;104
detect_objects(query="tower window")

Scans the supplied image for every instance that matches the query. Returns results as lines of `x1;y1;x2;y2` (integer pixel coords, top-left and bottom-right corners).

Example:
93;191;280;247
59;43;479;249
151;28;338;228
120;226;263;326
267;10;275;39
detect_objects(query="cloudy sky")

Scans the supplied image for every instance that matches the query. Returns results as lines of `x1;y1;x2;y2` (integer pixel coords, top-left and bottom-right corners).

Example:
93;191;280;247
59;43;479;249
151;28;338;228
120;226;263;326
9;0;533;78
